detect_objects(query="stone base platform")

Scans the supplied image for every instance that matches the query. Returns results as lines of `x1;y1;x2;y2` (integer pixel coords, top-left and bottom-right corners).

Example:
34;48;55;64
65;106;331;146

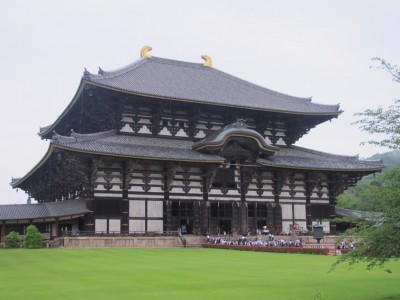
61;236;183;248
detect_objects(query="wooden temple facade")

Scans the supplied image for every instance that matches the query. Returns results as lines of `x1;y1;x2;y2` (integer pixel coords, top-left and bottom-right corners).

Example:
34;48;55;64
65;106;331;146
4;47;383;240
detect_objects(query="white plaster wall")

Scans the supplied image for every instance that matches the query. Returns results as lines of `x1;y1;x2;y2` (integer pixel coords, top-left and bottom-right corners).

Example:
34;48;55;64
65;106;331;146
109;219;121;233
195;131;206;138
120;124;133;133
136;125;150;134
310;199;329;204
129;220;145;232
281;204;293;219
130;200;145;217
147;201;163;218
159;127;171;136
147;220;163;233
94;192;122;198
282;221;292;233
149;186;164;193
175;128;188;137
95;219;107;233
294;204;306;219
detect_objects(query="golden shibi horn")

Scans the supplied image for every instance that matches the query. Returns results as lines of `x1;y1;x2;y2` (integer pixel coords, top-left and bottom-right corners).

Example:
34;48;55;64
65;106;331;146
141;46;152;58
201;55;212;67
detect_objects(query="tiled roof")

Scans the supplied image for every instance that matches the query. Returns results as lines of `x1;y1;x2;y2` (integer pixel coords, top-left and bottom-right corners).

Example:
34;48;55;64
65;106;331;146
335;207;383;221
12;131;383;190
53;131;382;171
52;130;224;163
85;56;341;115
0;199;91;221
258;146;384;171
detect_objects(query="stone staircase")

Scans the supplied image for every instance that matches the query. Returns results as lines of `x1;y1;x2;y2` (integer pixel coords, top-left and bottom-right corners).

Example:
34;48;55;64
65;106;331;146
184;235;207;248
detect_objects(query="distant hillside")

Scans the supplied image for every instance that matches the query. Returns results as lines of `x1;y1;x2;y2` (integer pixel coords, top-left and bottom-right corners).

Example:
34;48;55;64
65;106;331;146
365;150;400;167
337;149;400;211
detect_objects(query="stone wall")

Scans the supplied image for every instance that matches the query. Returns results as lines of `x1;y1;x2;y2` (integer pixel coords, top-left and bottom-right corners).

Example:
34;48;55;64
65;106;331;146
62;236;182;248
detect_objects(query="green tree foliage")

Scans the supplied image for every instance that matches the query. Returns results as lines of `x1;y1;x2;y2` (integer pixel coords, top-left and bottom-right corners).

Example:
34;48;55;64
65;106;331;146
334;59;400;270
24;225;43;249
4;231;21;248
338;150;400;211
333;165;400;270
353;58;400;149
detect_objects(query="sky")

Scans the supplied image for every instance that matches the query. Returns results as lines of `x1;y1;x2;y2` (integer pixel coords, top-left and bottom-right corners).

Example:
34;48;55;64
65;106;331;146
0;0;399;204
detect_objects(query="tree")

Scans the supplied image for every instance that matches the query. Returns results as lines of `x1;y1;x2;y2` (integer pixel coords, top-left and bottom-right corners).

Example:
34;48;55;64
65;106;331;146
333;59;400;271
333;165;400;271
24;225;43;249
4;231;21;248
353;58;400;149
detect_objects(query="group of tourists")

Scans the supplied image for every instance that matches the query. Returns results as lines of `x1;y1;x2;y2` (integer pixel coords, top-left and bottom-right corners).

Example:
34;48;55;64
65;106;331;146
208;235;304;247
337;240;355;250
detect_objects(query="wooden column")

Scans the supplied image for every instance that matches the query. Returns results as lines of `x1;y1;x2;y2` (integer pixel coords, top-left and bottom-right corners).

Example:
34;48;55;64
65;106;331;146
239;202;248;235
0;222;5;242
201;202;209;234
192;201;200;234
166;201;172;231
55;218;60;238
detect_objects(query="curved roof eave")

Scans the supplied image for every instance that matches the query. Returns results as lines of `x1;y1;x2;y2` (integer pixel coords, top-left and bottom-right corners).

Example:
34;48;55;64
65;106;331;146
86;81;343;117
12;142;224;189
38;79;87;138
53;144;225;164
11;144;56;189
256;159;384;172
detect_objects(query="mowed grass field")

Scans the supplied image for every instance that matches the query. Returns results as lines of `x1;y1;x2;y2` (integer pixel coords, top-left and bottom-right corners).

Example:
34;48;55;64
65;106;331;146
0;248;399;300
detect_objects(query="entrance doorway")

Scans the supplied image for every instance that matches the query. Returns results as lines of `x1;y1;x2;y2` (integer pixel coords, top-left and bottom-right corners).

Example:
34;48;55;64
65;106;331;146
257;220;267;230
219;220;231;234
180;219;192;234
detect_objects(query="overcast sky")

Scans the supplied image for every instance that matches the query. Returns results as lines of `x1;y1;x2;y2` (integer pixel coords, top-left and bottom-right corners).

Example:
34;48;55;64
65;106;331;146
1;0;399;204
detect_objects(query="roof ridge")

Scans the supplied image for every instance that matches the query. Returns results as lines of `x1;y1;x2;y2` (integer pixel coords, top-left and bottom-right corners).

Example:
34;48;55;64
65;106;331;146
290;145;360;161
52;130;116;144
85;58;148;79
87;55;339;109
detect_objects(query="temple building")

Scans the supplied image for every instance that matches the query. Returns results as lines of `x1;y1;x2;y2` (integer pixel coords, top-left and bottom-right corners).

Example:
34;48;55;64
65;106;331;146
3;46;383;240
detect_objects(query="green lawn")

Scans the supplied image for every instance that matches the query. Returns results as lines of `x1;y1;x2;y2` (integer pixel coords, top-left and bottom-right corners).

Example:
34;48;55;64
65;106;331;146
0;248;399;300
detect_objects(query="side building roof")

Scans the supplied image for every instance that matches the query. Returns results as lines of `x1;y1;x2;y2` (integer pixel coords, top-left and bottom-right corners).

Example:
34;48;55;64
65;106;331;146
0;199;91;222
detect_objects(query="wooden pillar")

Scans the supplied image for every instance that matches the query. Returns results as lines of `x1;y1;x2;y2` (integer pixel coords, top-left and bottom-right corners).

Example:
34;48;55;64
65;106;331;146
240;202;248;235
0;222;5;242
84;198;95;233
201;202;209;234
121;198;129;234
329;200;337;234
193;201;200;234
55;218;60;238
166;201;172;231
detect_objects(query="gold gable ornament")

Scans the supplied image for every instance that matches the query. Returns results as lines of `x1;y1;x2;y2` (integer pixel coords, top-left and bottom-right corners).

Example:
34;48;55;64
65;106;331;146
140;46;152;58
201;55;212;67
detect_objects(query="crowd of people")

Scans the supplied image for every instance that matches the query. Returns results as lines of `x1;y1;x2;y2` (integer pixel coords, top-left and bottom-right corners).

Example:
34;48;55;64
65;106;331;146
207;234;304;247
337;240;355;250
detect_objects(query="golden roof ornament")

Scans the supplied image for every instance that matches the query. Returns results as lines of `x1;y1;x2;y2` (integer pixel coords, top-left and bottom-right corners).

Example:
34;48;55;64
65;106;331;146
201;55;212;67
140;46;152;58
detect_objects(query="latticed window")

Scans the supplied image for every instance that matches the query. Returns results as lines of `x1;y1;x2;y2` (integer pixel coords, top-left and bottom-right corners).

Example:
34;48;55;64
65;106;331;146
171;201;193;217
257;204;268;218
212;168;236;189
211;202;232;218
248;204;255;217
